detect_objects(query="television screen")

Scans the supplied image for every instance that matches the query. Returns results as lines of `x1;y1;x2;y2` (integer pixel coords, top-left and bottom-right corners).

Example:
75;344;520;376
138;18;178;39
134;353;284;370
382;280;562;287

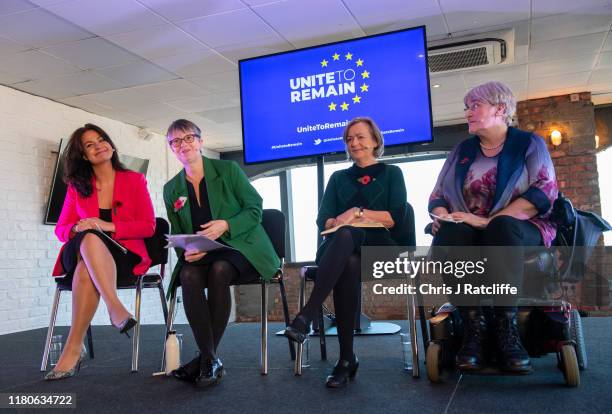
44;139;150;225
239;26;433;164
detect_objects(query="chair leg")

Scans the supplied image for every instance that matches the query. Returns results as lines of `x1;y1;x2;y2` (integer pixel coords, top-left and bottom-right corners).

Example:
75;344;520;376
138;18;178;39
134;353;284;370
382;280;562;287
407;281;420;378
41;287;61;371
261;281;268;375
158;283;169;325
278;277;295;361
318;306;327;361
161;291;177;372
294;275;306;375
86;325;94;359
131;277;143;373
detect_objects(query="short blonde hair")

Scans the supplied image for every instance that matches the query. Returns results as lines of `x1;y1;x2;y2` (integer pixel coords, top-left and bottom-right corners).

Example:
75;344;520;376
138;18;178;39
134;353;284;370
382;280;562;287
343;117;385;160
464;81;516;126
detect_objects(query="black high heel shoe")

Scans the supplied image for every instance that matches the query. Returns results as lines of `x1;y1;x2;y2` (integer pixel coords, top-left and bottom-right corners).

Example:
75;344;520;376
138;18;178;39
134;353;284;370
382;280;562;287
326;356;359;388
283;315;310;344
112;316;137;338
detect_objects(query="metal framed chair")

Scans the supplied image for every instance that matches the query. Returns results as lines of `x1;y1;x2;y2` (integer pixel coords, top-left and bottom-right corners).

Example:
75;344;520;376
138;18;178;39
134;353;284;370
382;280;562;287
41;217;170;373
163;209;294;375
295;202;418;375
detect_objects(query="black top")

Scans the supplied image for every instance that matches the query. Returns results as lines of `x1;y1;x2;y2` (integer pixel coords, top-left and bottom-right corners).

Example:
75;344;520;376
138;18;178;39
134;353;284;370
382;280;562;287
99;208;112;237
186;178;213;234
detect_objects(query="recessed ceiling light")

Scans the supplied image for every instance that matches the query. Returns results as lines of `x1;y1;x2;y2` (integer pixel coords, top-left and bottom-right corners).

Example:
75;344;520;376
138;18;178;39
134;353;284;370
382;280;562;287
432;84;440;88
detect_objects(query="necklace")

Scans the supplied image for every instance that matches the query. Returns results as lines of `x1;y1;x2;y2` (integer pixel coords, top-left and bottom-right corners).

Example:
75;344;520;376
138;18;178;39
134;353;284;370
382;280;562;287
479;139;505;151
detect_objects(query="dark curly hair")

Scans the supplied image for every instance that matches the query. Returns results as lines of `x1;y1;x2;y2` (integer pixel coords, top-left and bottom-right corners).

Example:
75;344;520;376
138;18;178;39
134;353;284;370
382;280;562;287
63;123;125;197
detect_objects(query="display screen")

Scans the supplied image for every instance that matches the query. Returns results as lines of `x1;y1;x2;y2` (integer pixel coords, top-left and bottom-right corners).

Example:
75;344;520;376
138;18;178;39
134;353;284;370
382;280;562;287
239;26;433;164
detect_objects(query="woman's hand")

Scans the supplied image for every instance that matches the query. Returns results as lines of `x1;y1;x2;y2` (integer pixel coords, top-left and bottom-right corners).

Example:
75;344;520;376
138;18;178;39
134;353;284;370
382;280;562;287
430;207;450;235
75;217;115;232
449;212;489;229
185;250;206;263
198;220;229;240
335;207;360;225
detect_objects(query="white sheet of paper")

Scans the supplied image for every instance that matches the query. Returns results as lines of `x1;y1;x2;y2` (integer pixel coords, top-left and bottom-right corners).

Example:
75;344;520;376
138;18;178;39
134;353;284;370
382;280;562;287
165;234;235;253
429;213;465;224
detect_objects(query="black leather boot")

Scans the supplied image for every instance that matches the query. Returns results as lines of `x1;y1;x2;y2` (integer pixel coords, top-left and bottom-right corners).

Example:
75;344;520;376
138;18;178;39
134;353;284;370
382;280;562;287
494;310;531;373
325;356;359;388
194;356;224;388
456;309;486;371
283;315;310;344
171;354;200;383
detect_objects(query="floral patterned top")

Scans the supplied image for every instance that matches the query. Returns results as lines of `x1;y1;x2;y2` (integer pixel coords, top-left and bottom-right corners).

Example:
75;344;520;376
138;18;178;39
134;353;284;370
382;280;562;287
429;127;558;247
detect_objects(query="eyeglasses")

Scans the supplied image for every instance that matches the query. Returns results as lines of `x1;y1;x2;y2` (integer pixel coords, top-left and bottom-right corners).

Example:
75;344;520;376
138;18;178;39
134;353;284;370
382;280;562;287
168;134;200;149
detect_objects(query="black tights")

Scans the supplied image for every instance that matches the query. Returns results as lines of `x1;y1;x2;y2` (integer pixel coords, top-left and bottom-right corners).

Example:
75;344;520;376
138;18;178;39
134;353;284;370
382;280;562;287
299;227;364;361
179;260;236;360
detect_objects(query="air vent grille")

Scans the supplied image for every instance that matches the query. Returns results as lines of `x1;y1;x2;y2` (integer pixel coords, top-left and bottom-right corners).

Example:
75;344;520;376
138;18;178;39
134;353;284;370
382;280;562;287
429;47;489;73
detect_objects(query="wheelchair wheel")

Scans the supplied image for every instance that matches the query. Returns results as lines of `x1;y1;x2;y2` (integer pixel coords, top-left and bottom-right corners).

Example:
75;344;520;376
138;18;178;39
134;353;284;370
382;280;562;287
426;342;443;383
560;344;580;387
569;309;587;370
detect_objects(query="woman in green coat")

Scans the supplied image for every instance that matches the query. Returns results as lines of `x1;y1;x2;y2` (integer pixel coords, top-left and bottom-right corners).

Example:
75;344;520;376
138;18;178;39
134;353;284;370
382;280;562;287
284;117;407;388
163;119;280;388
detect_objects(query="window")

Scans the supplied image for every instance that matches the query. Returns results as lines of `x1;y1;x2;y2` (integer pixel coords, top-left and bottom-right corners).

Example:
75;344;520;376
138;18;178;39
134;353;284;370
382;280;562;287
251;175;281;210
290;166;318;261
395;158;446;246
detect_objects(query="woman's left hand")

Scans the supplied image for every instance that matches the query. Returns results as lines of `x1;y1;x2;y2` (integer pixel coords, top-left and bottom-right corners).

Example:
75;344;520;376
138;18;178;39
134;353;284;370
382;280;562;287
79;217;115;232
198;220;229;240
449;212;489;229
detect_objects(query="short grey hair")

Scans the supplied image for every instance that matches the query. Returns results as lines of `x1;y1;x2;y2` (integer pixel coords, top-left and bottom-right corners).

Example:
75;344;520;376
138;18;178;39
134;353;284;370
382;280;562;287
166;119;202;139
464;81;516;126
342;117;385;160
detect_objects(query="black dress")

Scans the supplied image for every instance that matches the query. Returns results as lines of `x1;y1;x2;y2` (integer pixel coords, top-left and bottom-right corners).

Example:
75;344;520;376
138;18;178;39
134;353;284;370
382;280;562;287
60;209;141;280
185;178;258;282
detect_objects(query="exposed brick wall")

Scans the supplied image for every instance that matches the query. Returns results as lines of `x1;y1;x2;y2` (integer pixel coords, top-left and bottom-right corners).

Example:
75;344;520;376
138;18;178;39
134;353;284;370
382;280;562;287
236;91;610;322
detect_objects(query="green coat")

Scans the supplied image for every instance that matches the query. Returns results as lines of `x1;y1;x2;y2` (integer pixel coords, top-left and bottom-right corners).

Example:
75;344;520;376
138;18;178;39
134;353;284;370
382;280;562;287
163;156;281;296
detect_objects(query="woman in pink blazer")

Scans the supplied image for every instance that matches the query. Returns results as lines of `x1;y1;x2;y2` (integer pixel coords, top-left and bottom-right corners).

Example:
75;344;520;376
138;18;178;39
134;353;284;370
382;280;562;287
45;124;155;380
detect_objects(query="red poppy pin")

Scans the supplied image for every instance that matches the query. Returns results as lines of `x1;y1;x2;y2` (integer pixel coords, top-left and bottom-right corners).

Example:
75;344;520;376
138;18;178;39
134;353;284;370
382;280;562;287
358;175;372;185
112;201;122;215
173;196;187;212
460;157;470;165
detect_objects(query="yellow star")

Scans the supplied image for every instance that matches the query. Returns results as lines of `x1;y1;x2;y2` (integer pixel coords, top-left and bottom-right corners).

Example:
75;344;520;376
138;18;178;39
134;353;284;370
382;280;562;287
356;58;364;67
341;102;349;111
332;53;340;61
352;95;361;104
345;52;353;60
360;83;369;92
361;70;370;79
328;102;337;111
321;59;328;67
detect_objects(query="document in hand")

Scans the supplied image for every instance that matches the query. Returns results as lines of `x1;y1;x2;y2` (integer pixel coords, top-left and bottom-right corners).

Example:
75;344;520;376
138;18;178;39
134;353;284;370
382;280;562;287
320;222;386;236
165;234;235;252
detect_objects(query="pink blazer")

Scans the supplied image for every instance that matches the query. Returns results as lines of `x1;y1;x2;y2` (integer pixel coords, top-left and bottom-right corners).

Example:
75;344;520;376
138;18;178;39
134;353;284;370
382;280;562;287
53;170;156;277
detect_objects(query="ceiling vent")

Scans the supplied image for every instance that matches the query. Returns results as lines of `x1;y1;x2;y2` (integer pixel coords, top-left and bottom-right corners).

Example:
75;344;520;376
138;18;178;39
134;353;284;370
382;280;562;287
428;36;509;74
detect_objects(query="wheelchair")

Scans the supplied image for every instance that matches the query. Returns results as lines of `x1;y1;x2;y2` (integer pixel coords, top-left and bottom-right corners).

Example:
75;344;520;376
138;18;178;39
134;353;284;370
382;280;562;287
420;193;610;387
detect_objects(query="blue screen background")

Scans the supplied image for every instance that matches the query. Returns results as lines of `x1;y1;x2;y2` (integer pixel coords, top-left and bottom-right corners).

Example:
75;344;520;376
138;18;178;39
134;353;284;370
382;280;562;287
239;27;433;164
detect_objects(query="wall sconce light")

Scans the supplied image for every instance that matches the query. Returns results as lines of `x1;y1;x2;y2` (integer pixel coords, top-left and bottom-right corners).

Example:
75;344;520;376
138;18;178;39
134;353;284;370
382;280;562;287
550;129;562;147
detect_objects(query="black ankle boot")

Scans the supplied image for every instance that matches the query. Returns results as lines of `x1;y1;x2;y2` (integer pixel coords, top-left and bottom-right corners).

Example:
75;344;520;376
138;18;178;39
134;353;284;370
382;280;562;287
494;310;532;373
326;356;359;388
456;309;486;371
283;315;310;344
194;356;224;388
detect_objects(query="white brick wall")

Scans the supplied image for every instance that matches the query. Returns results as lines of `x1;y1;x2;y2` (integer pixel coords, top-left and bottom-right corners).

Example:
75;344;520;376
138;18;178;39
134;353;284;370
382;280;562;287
0;85;223;335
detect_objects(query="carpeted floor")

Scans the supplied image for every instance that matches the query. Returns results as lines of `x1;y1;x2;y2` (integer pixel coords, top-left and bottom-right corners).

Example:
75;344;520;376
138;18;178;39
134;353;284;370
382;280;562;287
0;318;610;413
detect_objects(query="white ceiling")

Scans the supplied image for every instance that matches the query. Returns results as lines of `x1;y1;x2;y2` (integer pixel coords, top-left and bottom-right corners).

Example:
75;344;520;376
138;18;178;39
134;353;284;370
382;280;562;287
0;0;611;151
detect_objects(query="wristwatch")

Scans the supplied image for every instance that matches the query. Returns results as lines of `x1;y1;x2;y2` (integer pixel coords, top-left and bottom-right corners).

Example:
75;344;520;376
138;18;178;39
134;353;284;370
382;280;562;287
354;207;364;218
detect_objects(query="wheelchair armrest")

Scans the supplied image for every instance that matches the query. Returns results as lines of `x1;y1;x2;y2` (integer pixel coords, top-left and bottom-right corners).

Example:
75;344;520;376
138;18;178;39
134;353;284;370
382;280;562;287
424;222;433;235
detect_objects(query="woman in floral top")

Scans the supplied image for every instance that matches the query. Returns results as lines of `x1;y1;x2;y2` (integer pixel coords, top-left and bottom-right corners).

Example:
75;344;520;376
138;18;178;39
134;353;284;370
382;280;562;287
429;81;558;374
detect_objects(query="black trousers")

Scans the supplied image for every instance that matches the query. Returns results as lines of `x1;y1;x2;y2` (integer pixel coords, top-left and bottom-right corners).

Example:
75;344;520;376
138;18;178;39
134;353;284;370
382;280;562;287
432;215;543;308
